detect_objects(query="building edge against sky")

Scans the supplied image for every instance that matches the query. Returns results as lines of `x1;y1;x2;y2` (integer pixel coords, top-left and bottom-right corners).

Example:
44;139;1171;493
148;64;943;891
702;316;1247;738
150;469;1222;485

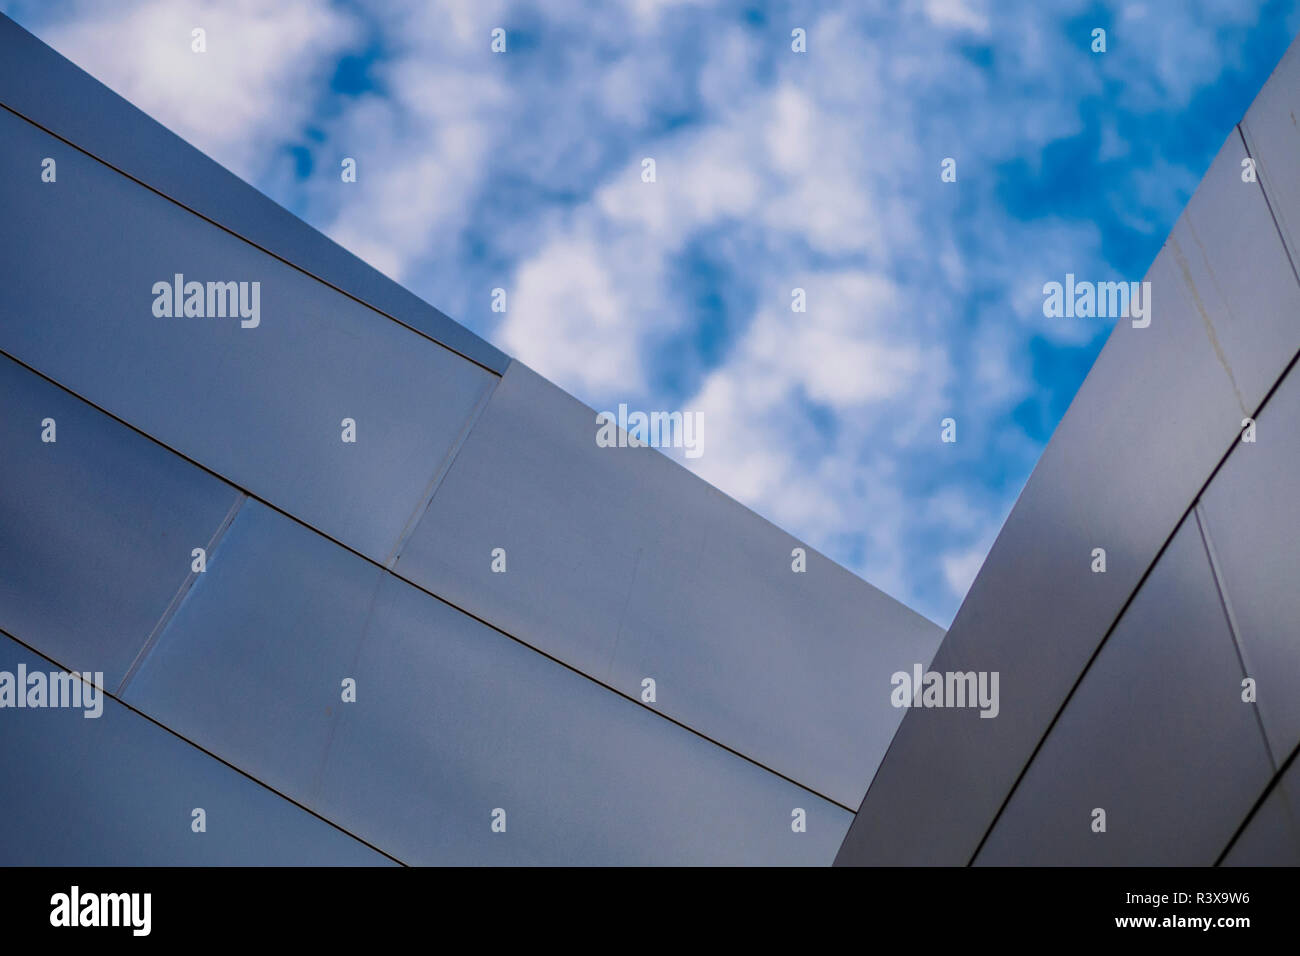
0;12;940;866
2;10;1297;866
838;27;1300;866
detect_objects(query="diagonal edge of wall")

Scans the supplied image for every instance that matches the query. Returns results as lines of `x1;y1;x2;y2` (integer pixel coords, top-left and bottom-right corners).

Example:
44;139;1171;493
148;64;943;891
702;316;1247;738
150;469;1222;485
836;29;1300;866
0;13;509;374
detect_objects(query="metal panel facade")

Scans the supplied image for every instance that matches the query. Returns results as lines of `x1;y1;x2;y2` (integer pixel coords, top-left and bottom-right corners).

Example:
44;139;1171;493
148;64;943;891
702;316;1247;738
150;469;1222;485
396;361;944;808
0;12;918;864
1199;363;1300;762
0;104;497;565
837;139;1256;862
0;634;393;865
974;517;1272;865
1222;758;1300;866
0;354;240;689
838;30;1300;867
0;15;508;373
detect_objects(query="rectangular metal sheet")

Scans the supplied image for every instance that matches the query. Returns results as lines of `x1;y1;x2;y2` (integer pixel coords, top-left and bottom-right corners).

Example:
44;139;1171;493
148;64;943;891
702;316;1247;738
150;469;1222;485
0;632;391;865
1222;758;1300;866
1199;363;1300;760
0;14;508;373
121;499;385;800
317;573;852;865
974;517;1273;865
0;104;496;564
838;224;1250;864
124;499;850;864
0;353;240;688
396;361;944;808
1242;30;1300;282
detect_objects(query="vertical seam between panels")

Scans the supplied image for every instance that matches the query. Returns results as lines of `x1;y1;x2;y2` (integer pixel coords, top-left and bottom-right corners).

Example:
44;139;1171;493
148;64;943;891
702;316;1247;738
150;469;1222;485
310;566;387;802
1215;739;1300;866
115;492;247;697
384;368;504;570
966;348;1300;866
1;625;407;865
1238;123;1300;290
1193;501;1276;770
0;351;880;815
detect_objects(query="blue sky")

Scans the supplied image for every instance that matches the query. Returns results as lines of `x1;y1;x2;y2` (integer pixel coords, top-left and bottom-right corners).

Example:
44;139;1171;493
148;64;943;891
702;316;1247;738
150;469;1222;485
5;0;1297;626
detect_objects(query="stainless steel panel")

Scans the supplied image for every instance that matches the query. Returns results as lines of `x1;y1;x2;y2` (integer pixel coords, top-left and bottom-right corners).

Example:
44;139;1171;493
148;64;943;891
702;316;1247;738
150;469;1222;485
1199;363;1300;759
0;353;240;688
122;499;384;801
1221;759;1300;867
0;14;508;373
839;216;1249;864
396;361;944;807
126;497;849;863
317;573;851;865
1242;30;1300;280
0;104;497;564
974;517;1273;865
611;490;943;809
1163;129;1300;414
0;633;392;865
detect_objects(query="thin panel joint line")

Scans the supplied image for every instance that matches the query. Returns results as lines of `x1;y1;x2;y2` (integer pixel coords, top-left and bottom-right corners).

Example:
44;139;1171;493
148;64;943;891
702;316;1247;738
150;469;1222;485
1238;123;1300;291
116;492;248;698
310;568;387;801
384;367;503;569
0;99;504;377
0;624;408;866
1194;500;1277;771
1214;735;1300;865
0;348;854;812
967;346;1300;865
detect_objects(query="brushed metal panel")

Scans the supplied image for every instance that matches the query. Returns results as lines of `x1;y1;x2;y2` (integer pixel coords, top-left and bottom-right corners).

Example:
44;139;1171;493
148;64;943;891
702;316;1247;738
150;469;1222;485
0;353;239;688
0;13;507;372
124;499;850;864
122;500;384;801
397;360;944;807
0;632;391;865
1199;362;1300;759
1163;127;1300;414
1222;758;1300;866
317;573;852;865
0;104;496;564
838;234;1246;864
974;517;1272;865
1242;30;1300;284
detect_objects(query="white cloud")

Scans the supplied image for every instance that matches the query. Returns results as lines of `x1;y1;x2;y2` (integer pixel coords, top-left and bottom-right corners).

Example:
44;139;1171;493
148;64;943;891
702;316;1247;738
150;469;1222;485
10;0;1277;626
919;0;991;35
500;236;648;395
39;0;356;180
942;544;987;600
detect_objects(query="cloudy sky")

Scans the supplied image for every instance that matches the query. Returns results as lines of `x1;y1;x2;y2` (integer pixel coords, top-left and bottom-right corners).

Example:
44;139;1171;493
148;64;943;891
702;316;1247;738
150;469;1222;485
5;0;1295;626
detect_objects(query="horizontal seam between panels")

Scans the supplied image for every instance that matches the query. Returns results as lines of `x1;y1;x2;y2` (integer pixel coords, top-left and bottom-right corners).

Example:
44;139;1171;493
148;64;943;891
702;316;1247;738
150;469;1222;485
966;342;1300;865
0;626;407;866
0;100;503;377
0;347;855;815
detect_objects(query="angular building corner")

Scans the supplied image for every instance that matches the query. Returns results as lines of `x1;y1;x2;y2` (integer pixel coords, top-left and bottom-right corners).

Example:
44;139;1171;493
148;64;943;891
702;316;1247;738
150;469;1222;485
836;28;1300;866
0;13;944;865
5;10;1298;868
